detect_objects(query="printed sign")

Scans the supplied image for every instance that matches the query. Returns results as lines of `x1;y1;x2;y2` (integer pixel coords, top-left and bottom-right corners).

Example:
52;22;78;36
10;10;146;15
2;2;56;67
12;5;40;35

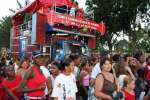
47;11;106;35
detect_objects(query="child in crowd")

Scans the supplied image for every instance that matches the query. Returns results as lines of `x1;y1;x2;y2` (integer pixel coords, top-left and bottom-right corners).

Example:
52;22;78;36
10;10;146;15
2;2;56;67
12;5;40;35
123;77;135;100
51;57;77;100
50;61;61;87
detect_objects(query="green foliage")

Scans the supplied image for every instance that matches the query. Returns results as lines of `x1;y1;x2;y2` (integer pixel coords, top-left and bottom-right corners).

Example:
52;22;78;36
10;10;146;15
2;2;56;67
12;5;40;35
0;0;32;49
0;16;12;48
134;29;150;53
86;0;150;53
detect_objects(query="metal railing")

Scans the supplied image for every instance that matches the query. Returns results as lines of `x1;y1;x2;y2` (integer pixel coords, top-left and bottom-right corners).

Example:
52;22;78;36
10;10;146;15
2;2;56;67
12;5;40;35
49;1;78;17
15;20;32;33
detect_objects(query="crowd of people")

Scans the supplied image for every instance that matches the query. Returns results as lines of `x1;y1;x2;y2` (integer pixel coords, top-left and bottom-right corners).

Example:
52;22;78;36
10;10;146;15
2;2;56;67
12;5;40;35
0;50;150;100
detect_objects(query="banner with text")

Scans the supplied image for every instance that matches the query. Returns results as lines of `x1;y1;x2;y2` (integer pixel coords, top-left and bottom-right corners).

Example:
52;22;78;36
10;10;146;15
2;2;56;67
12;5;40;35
47;11;105;35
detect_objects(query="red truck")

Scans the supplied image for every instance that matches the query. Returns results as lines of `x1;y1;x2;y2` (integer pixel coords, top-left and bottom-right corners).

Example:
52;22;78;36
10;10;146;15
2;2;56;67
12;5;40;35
10;0;105;59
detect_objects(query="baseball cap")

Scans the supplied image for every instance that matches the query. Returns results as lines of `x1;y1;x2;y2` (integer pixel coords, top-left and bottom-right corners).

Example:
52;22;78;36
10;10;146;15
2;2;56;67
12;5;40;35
32;50;44;58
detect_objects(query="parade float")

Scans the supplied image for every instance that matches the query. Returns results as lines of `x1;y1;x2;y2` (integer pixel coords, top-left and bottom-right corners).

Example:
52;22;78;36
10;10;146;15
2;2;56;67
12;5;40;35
10;0;105;60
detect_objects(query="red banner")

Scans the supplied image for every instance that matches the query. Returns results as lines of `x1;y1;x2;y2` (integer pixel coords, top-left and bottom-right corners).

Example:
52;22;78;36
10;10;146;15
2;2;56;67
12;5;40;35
47;11;106;35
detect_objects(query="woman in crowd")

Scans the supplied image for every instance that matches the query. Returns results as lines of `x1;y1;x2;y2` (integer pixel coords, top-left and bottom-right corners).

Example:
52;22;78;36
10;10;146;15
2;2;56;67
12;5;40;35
79;58;92;100
17;59;29;78
16;51;46;100
2;65;23;100
95;57;117;100
51;57;77;100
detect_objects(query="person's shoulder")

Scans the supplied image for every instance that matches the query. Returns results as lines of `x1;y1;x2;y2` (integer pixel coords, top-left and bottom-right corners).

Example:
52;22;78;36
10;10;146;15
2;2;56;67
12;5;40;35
96;73;104;79
54;74;64;83
70;73;76;79
55;73;63;79
40;66;50;72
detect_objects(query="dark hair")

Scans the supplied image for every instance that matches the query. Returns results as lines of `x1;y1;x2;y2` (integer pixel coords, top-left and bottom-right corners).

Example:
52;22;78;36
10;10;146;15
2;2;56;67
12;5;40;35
52;61;61;70
146;56;150;63
80;58;89;68
112;54;120;62
100;57;111;66
88;57;95;66
69;53;80;61
123;54;132;62
1;57;6;63
137;69;144;78
61;57;73;71
133;51;143;60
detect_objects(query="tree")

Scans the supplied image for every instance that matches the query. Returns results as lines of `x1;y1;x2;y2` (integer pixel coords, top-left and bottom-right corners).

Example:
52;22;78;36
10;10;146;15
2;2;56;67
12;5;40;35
134;28;150;53
0;0;31;49
86;0;150;52
0;16;12;48
114;39;129;52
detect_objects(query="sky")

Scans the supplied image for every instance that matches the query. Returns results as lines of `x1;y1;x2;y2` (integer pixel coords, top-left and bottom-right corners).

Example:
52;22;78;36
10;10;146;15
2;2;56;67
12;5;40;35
0;0;86;20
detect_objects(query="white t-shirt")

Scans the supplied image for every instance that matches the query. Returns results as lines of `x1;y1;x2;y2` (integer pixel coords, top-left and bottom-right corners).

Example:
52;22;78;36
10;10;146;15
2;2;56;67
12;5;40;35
40;66;51;95
118;75;127;88
91;63;101;79
51;73;77;100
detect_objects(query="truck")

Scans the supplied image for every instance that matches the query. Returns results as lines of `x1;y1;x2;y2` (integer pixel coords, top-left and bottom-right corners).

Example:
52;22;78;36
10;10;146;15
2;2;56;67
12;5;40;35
10;0;105;60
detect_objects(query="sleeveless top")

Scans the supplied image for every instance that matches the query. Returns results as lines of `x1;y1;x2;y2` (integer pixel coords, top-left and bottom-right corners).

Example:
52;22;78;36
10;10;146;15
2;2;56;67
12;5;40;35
83;74;90;86
100;73;117;98
2;75;23;99
27;66;46;97
81;70;90;86
124;89;135;100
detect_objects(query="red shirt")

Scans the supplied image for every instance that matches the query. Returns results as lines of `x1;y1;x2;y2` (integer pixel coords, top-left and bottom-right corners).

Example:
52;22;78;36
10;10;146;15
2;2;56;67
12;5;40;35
27;66;46;97
124;89;135;100
2;75;22;99
144;64;150;81
0;76;4;100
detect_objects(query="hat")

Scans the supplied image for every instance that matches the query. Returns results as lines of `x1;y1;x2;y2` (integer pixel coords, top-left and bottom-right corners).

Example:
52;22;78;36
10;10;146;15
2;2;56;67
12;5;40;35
32;50;44;58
